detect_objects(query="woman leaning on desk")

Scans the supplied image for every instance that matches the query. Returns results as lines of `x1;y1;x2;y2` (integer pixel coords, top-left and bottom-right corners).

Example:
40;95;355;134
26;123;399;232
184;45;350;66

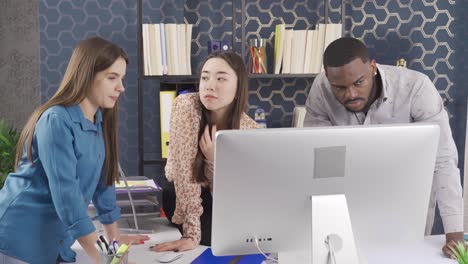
0;37;147;264
151;51;260;252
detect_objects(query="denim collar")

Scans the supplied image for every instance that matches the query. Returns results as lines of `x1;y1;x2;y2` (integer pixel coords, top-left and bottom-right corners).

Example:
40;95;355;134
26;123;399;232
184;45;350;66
66;104;102;131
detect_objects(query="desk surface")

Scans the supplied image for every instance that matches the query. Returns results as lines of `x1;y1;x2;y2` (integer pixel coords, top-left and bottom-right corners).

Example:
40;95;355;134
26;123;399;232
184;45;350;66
68;218;456;264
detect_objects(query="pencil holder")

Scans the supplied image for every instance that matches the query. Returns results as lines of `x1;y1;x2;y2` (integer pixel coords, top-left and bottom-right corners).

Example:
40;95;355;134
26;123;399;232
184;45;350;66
99;250;129;264
249;38;268;74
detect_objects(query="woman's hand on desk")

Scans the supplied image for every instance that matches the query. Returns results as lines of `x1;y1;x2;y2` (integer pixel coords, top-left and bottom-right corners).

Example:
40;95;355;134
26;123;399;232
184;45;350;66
149;237;197;252
119;234;150;245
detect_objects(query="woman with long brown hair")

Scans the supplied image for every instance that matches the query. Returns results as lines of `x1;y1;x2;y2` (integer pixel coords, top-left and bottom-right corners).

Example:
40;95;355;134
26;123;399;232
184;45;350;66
151;51;259;252
0;37;146;264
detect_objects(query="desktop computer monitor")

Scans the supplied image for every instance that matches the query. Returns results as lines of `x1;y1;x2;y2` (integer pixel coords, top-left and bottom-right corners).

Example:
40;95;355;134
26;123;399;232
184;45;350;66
211;124;439;263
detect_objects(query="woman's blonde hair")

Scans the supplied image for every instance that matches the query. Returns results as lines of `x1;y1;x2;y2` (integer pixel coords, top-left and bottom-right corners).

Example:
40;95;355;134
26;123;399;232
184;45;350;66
15;36;128;185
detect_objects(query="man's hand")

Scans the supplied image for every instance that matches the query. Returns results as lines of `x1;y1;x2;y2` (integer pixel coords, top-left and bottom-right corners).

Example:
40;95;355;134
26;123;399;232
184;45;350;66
119;234;150;245
149;237;197;252
443;231;465;259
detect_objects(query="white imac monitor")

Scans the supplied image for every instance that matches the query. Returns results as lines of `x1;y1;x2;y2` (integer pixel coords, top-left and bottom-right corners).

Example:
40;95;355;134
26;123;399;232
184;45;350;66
211;124;439;263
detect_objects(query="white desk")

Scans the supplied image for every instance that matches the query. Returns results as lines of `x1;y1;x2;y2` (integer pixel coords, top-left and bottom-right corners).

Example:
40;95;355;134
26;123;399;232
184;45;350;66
69;218;207;264
68;218;456;264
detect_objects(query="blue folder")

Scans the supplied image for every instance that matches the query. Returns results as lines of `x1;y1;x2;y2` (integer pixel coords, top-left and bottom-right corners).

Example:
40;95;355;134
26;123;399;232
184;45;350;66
191;248;266;264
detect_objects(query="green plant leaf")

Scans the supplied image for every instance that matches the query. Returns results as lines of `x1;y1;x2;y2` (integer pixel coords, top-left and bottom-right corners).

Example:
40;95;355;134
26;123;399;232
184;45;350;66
448;241;468;264
0;119;20;189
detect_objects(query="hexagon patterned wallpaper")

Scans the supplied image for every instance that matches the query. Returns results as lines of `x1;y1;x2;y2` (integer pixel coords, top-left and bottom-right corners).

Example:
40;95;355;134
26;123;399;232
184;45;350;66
0;0;40;130
39;0;140;175
39;1;463;196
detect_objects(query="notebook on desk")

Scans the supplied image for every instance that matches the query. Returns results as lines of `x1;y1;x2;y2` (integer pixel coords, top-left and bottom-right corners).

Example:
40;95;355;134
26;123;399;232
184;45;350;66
115;177;162;194
191;248;266;264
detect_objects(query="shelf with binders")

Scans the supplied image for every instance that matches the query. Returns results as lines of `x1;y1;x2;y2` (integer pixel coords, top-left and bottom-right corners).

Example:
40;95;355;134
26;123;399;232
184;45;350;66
151;81;199;168
136;0;346;174
237;0;345;76
140;81;199;167
141;74;318;80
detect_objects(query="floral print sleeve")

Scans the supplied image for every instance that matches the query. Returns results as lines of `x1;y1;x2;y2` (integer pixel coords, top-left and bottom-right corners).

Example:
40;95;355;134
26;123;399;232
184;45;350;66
165;93;259;245
165;93;204;244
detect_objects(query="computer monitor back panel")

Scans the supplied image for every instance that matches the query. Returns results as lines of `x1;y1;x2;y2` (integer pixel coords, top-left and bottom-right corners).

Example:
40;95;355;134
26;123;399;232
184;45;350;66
211;125;439;257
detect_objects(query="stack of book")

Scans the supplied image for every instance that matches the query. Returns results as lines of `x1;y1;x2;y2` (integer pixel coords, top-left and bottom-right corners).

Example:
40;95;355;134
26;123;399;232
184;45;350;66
114;176;161;218
114;176;162;194
142;23;193;76
274;23;342;74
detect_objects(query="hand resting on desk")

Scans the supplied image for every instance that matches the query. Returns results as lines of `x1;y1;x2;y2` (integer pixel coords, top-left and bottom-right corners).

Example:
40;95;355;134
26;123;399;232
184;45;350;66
149;237;197;252
443;232;466;259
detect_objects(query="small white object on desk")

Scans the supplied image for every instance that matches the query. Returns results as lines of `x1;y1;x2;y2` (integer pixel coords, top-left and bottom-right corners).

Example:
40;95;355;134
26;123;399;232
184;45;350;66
155;251;183;263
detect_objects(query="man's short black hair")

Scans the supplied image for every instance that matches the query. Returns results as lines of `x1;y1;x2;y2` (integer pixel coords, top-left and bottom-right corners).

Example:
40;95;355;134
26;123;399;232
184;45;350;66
323;37;370;69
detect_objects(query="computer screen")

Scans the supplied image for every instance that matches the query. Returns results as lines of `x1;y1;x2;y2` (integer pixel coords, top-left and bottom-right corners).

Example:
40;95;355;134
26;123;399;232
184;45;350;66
211;124;439;263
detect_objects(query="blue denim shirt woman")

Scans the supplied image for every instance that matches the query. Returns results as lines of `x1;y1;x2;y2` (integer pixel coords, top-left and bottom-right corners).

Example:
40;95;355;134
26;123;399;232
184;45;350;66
0;37;129;264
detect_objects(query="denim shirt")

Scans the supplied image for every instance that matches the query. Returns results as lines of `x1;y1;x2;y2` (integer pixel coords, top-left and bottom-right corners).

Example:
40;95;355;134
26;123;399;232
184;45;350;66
0;104;121;264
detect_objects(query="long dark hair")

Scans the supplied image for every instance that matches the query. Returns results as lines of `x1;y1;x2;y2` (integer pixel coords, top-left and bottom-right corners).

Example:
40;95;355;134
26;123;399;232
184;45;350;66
192;51;249;185
15;37;128;185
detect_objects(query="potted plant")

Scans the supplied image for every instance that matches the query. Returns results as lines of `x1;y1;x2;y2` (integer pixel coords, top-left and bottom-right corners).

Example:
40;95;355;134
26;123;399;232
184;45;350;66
449;241;468;264
0;120;20;189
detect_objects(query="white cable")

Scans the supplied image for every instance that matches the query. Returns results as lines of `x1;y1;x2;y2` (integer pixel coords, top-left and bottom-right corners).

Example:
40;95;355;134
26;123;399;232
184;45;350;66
254;238;278;263
118;164;140;230
325;235;337;264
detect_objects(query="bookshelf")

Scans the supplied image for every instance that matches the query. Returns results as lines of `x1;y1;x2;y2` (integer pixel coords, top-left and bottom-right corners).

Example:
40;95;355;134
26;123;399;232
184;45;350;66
136;0;345;175
248;74;318;79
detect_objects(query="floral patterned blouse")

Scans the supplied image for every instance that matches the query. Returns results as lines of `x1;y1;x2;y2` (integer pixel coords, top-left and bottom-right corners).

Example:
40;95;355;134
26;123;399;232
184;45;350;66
165;92;259;245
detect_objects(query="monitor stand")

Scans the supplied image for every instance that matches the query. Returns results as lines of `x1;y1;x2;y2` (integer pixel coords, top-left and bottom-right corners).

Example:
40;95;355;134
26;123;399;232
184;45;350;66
277;195;360;264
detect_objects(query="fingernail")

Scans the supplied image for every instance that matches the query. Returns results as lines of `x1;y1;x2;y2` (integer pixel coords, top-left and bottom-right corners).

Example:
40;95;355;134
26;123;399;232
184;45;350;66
139;240;145;244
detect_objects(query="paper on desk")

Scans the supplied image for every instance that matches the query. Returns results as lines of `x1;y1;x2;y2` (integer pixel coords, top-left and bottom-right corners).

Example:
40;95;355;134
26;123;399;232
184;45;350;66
115;180;161;190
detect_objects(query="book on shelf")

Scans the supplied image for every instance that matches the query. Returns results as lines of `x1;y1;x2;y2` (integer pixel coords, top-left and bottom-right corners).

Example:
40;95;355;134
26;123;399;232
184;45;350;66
281;28;293;74
142;23;193;76
273;23;342;74
160;23;168;75
324;23;342;54
274;24;285;74
142;24;151;75
303;29;316;73
149;24;163;75
290;29;307;73
309;25;321;74
185;24;193;75
311;23;326;74
177;24;187;76
166;23;178;75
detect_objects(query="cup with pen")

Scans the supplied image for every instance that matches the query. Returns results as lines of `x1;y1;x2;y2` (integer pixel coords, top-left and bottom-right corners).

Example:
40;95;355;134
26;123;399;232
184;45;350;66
249;38;268;74
96;236;130;264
